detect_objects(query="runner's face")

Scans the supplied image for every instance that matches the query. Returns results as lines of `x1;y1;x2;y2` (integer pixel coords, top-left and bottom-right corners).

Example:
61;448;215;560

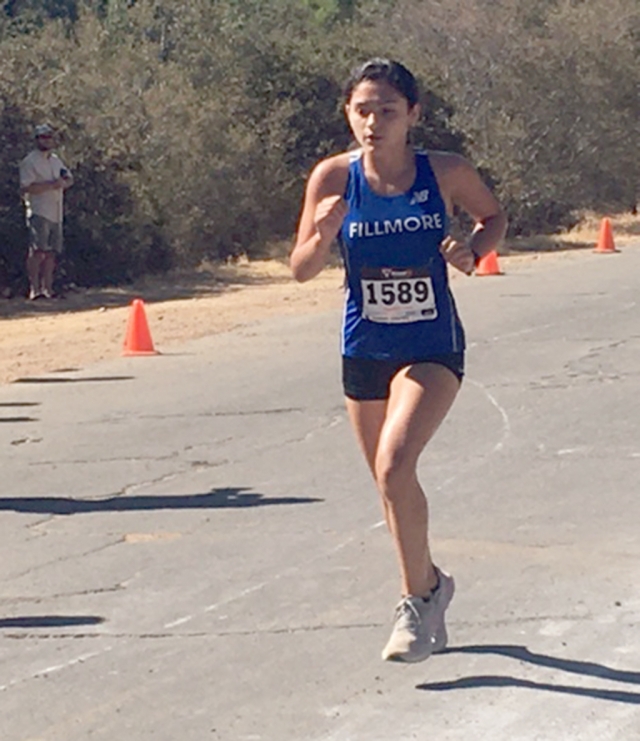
345;79;419;152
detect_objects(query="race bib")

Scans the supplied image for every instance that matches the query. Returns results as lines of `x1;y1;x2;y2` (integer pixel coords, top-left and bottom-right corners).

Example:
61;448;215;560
361;267;437;324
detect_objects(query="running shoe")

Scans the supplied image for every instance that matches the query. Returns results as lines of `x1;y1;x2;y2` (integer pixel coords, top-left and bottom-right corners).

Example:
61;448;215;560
381;567;455;663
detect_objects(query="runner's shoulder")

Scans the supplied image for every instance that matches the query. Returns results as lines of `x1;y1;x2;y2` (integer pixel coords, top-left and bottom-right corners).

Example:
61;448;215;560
423;150;471;176
307;152;351;197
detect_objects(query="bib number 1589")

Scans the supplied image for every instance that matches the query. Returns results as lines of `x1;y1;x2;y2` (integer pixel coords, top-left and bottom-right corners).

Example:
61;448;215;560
365;279;431;307
361;269;437;324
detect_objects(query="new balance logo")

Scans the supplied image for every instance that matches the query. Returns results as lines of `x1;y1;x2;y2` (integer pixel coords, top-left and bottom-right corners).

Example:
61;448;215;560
409;189;429;205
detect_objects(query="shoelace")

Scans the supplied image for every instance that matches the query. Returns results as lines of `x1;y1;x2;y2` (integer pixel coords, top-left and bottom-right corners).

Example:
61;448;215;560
394;597;422;629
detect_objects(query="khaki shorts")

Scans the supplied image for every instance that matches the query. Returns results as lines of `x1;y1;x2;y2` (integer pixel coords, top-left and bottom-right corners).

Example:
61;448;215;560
28;214;63;254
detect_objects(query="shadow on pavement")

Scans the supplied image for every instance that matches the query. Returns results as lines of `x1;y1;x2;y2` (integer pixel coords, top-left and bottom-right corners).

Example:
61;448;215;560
0;402;41;407
417;644;640;704
0;401;40;422
0;487;323;515
12;376;134;384
0;615;105;629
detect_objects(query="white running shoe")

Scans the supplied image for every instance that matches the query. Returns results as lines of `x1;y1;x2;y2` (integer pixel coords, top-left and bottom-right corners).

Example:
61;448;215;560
381;567;455;663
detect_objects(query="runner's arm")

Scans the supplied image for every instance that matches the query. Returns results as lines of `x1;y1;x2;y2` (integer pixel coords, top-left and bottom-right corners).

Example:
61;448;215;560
290;157;349;283
445;154;507;260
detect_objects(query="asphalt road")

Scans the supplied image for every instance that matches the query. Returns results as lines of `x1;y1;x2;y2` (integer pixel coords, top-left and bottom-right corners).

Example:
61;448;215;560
1;243;639;741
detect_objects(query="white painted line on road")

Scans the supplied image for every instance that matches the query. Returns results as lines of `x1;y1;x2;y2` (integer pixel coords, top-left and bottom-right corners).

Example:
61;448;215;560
467;321;557;349
468;379;511;452
432;379;511;496
163;535;363;630
558;447;588;456
0;646;113;693
435;473;459;492
164;615;193;628
203;581;272;614
490;321;557;343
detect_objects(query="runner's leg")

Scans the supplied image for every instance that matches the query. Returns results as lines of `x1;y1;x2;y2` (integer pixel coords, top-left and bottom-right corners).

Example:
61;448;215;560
345;397;392;527
375;362;460;597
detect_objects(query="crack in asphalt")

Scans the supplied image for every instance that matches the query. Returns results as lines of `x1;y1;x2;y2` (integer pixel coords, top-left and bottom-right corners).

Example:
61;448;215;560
28;453;181;466
3;613;639;642
3;539;123;582
0;585;126;604
80;407;304;425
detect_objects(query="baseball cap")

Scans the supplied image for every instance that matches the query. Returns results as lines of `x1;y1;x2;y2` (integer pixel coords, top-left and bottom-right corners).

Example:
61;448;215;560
34;124;55;138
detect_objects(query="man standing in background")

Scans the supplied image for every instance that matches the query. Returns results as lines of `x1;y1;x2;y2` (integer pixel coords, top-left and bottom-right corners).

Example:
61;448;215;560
19;124;73;300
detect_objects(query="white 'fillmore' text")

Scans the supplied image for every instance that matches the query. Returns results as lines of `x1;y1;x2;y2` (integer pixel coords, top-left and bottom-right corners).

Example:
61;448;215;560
349;213;443;239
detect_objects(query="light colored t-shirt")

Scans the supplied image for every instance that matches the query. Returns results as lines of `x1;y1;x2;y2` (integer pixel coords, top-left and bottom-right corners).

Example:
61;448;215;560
19;150;69;224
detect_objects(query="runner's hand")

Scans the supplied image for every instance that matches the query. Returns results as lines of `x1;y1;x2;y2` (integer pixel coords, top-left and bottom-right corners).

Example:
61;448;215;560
314;195;348;244
440;236;475;275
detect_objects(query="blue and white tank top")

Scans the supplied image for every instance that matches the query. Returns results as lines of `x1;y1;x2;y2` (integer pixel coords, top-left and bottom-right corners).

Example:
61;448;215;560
338;149;465;360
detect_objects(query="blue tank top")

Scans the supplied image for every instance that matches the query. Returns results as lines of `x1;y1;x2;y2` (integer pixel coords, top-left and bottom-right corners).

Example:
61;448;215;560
339;149;465;360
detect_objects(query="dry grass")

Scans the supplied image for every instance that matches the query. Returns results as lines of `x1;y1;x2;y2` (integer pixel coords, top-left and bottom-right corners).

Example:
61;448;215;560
557;211;640;244
505;211;639;255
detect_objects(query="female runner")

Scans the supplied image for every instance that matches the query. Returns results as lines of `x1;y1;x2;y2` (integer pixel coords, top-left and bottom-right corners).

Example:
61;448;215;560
290;58;507;663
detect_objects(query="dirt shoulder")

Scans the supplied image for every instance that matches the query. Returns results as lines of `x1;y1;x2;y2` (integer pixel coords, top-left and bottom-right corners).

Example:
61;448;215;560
1;215;637;386
0;260;347;385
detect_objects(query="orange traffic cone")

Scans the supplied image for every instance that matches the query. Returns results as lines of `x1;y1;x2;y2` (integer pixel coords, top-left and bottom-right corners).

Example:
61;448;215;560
594;217;619;253
122;299;158;356
475;250;503;276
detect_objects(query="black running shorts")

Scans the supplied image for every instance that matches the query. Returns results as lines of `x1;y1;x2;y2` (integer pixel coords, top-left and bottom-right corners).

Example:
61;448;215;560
342;353;464;401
